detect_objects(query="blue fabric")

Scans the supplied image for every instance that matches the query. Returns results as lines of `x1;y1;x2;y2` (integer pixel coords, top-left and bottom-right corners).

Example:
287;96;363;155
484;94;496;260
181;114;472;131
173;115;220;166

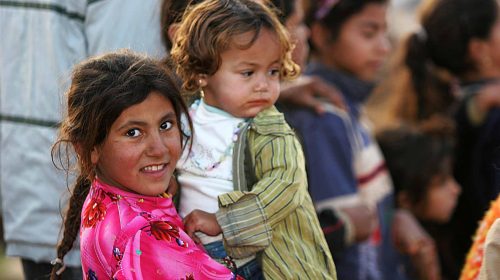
283;63;406;280
204;240;264;280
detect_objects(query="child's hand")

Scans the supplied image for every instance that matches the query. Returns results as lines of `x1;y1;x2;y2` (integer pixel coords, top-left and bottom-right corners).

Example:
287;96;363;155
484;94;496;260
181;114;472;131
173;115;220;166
279;75;346;114
474;82;500;112
340;204;377;242
184;210;222;243
392;209;440;280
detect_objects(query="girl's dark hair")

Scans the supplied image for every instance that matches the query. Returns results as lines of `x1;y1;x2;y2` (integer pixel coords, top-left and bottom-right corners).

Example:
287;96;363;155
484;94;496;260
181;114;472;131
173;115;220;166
50;50;192;279
377;118;455;206
269;0;297;23
171;0;299;92
400;0;498;120
160;0;205;51
307;0;389;41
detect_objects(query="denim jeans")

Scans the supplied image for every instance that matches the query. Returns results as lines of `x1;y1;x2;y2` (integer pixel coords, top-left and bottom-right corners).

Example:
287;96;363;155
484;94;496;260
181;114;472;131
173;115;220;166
204;240;264;280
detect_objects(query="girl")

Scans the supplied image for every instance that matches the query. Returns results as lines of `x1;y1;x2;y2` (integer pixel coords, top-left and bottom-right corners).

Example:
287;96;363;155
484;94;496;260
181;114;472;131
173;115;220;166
50;51;238;279
377;121;461;279
283;1;433;279
170;0;336;279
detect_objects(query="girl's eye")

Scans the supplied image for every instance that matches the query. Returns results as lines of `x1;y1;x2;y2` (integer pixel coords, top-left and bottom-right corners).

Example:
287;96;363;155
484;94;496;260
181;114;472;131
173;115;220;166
362;30;377;39
126;129;141;138
160;120;173;131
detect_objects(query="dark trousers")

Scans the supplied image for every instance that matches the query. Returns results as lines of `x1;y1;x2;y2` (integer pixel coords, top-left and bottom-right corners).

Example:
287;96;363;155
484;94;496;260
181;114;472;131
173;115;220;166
21;259;82;280
204;240;264;280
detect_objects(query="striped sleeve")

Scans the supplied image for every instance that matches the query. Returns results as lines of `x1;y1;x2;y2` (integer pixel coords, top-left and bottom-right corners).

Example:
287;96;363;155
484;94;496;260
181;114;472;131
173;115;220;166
216;131;306;258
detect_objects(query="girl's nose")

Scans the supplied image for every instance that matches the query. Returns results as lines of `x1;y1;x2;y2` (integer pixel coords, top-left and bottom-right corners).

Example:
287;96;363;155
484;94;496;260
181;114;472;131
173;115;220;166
146;132;168;156
377;34;391;55
448;177;462;196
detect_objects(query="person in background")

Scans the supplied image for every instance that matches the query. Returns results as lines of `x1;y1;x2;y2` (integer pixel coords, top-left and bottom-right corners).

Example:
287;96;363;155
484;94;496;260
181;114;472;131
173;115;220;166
377;120;461;280
171;0;336;278
0;1;164;279
372;0;500;277
477;218;500;280
461;195;500;280
283;0;433;279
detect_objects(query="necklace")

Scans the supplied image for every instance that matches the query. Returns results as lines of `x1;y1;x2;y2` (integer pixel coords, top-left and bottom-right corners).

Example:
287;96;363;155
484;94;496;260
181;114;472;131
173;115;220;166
189;120;248;171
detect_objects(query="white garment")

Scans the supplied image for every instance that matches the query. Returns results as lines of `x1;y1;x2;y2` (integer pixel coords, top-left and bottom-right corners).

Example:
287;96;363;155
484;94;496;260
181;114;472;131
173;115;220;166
177;100;245;244
0;0;164;266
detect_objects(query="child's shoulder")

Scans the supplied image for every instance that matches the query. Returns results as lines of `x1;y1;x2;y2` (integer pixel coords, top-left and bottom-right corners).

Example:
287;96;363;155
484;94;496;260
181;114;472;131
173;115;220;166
251;106;294;136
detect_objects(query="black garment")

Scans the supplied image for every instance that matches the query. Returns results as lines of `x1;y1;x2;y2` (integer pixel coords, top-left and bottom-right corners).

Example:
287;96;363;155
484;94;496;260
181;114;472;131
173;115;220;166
450;79;500;277
21;259;82;280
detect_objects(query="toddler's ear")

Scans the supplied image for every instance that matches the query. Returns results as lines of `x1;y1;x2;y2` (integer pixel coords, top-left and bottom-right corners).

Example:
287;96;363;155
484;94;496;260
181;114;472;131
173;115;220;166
198;74;208;87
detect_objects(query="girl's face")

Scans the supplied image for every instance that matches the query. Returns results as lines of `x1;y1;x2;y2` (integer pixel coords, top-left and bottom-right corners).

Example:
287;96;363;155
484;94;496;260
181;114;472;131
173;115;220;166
91;92;182;196
201;28;281;118
414;173;461;223
474;6;500;79
317;3;390;81
286;0;310;68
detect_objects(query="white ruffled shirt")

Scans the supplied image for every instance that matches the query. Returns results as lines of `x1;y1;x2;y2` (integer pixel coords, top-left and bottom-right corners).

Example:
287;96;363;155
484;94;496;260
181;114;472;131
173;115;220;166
177;100;245;244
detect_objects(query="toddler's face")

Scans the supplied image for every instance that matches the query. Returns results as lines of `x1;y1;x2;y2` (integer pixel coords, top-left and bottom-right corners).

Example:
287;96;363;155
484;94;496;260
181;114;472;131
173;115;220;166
91;92;182;196
200;28;281;118
415;173;461;223
321;3;390;81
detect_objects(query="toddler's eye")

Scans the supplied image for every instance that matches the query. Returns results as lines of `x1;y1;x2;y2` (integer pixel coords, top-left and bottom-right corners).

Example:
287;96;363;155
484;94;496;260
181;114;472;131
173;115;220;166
160;121;173;131
126;129;141;137
269;69;280;76
241;71;253;77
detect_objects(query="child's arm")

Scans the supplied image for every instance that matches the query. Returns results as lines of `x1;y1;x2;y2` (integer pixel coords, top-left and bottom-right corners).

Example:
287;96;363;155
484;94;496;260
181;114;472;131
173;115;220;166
215;125;308;257
279;75;346;114
392;209;440;280
183;209;221;244
466;82;500;125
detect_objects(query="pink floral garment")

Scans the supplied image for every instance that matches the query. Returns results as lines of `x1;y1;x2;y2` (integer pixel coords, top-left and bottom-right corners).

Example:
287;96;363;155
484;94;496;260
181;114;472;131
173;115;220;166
80;178;237;280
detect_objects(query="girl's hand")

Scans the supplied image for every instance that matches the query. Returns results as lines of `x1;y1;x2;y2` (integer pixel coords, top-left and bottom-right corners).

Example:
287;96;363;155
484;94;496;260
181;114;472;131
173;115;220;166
279;75;346;114
184;210;222;243
392;209;440;280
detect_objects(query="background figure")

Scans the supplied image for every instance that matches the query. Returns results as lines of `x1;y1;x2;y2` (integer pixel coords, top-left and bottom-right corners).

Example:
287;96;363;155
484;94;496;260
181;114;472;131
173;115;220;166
370;0;500;277
478;218;500;280
461;195;500;280
377;120;461;280
0;0;164;278
283;0;434;279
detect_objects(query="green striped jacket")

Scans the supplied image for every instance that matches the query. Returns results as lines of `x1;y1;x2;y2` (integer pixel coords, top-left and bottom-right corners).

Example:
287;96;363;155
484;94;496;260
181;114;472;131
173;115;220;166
215;106;337;279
